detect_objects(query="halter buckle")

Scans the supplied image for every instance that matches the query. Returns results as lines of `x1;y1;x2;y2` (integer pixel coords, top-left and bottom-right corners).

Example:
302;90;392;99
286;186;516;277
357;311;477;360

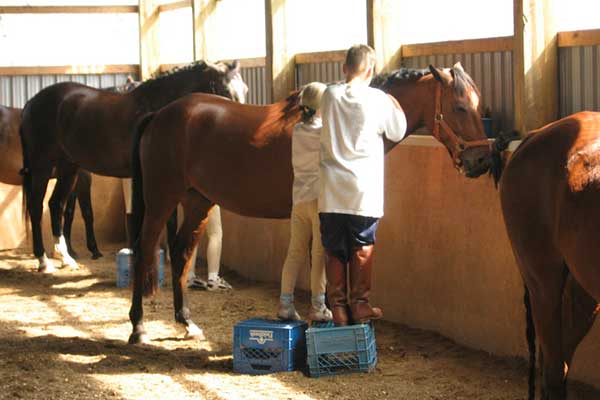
435;113;444;121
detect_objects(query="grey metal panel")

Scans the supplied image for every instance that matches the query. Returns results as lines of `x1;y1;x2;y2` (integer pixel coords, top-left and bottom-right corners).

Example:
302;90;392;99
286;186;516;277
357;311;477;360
559;45;600;117
296;60;344;88
240;66;267;105
0;72;142;108
403;51;514;133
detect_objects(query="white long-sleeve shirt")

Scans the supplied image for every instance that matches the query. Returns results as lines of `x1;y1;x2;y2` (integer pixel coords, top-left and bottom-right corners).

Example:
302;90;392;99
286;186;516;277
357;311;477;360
291;117;322;204
318;83;407;218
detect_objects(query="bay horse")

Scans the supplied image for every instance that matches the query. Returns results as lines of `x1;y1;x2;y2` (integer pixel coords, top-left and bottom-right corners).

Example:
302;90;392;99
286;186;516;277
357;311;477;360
20;61;247;273
127;63;492;344
0;105;102;259
497;112;600;399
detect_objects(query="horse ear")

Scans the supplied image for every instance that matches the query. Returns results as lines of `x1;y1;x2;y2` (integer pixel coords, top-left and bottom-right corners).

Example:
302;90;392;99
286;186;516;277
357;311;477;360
229;60;241;73
453;61;464;72
429;65;452;85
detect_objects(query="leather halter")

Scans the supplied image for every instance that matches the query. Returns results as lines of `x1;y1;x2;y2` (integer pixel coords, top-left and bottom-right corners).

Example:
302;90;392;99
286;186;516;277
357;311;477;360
431;82;491;168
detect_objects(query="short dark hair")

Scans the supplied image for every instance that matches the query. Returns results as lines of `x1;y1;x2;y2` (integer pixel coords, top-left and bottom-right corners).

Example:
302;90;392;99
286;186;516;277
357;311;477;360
344;44;376;75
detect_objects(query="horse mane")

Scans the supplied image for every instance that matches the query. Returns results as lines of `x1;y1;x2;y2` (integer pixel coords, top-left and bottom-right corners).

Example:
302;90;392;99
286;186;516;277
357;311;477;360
132;61;210;92
253;91;302;146
371;68;431;90
451;65;481;99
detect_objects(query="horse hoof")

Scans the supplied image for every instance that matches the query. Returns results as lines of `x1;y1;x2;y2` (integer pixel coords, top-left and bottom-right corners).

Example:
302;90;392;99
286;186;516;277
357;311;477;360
62;260;79;270
185;324;206;341
38;264;57;274
91;251;103;260
128;331;150;345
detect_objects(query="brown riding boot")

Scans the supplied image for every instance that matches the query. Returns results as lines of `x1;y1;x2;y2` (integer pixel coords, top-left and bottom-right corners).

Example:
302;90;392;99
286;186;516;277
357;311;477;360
325;251;349;326
349;245;383;323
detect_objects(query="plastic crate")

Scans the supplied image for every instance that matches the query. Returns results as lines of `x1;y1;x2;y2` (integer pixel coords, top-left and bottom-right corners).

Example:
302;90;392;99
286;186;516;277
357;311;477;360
233;319;308;375
306;322;377;377
116;248;165;288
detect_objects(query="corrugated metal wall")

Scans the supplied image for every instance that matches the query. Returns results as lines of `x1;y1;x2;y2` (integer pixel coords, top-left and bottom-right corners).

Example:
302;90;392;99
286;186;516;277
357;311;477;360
296;61;344;87
240;66;268;105
403;51;514;133
0;73;137;108
559;45;600;117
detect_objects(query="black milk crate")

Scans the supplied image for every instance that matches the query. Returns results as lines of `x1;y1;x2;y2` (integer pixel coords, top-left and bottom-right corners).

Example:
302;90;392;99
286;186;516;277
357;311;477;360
233;318;307;375
306;321;377;377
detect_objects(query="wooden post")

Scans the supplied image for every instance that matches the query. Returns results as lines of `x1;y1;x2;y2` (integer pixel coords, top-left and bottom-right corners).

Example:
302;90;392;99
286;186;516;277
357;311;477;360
513;0;558;133
138;0;161;80
265;0;295;103
191;0;218;61
366;0;403;72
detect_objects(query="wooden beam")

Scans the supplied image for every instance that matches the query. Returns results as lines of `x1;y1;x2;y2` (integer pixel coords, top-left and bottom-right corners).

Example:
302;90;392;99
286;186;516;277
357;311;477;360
366;0;403;72
218;57;267;68
0;65;139;76
0;6;138;14
265;0;294;102
401;36;514;58
138;0;161;80
158;0;190;13
295;50;345;65
513;0;558;133
191;0;221;62
558;28;600;47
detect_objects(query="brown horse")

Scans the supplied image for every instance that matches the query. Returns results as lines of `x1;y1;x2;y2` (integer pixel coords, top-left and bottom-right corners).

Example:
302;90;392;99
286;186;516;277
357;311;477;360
0;105;102;259
498;112;600;399
127;63;492;344
20;61;247;273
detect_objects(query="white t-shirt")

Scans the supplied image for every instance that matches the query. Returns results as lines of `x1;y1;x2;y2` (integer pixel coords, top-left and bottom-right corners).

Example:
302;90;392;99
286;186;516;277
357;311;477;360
292;117;322;204
318;83;407;217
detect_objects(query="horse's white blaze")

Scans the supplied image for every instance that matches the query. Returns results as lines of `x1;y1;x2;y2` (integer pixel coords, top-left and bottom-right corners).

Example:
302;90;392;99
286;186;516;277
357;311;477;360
231;73;248;104
468;88;480;110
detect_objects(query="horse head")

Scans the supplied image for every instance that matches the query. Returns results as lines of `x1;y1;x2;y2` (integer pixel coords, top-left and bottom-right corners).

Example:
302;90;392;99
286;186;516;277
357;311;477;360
211;60;248;104
427;62;491;178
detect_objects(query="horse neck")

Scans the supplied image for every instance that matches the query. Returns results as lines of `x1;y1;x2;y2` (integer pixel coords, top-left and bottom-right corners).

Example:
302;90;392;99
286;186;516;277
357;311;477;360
384;77;436;152
129;70;212;112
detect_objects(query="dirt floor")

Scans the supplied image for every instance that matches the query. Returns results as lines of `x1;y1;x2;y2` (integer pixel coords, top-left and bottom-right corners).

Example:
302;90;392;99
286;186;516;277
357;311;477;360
0;244;598;400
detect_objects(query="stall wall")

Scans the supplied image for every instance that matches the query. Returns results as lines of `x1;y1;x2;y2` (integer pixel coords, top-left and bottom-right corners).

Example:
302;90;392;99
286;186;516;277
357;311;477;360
218;136;600;388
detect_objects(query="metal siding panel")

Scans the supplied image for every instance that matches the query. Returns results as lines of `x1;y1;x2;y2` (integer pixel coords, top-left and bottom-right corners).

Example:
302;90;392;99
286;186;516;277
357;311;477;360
0;77;12;107
571;46;582;113
559;47;569;117
13;77;27;108
594;45;600;111
86;74;101;88
482;52;492;115
100;74;117;89
583;46;594;110
26;76;41;103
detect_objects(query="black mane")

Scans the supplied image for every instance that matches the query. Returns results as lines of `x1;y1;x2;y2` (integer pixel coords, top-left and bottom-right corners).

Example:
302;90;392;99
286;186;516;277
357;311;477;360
371;68;431;90
134;61;210;91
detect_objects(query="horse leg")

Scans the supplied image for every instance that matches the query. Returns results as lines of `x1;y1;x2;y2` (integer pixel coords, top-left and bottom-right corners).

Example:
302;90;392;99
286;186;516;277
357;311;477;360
48;163;79;268
74;171;103;259
28;168;54;272
525;263;568;400
561;272;598;381
62;191;78;259
170;190;213;340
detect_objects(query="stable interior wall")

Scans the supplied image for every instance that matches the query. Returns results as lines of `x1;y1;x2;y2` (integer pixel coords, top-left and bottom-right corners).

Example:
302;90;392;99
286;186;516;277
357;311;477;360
217;136;600;389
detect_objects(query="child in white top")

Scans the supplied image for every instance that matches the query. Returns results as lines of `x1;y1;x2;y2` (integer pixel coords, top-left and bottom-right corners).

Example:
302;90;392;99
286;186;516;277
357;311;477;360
277;82;332;322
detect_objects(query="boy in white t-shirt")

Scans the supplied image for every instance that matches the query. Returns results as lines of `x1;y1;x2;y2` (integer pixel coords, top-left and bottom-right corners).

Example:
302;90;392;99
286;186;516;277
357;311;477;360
319;44;407;326
277;82;332;322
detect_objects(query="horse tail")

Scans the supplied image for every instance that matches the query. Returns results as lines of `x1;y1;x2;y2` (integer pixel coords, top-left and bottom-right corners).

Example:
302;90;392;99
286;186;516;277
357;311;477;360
131;112;157;297
18;109;31;233
524;285;536;400
489;130;521;188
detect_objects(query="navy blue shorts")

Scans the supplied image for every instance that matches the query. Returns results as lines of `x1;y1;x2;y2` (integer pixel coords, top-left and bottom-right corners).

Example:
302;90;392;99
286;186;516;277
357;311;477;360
319;213;379;264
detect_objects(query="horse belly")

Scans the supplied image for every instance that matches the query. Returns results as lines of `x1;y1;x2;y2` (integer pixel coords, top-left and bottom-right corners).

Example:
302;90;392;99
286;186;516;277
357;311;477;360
189;146;294;219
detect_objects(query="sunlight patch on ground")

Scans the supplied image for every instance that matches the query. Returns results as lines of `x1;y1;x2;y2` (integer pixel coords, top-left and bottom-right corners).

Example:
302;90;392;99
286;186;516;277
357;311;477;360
93;373;203;400
0;295;61;324
51;296;130;323
185;373;318;400
58;354;107;365
51;278;101;290
20;325;88;338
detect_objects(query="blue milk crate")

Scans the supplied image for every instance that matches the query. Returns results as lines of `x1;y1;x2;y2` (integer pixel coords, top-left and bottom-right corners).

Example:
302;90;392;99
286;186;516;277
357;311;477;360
233;319;308;375
116;248;165;288
306;321;377;377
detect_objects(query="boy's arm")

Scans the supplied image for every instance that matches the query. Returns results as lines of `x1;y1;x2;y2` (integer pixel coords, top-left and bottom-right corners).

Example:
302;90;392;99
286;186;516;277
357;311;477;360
381;94;407;143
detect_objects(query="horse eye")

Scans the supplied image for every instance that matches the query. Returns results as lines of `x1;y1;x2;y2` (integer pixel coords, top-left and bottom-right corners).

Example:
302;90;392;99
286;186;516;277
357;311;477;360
455;105;468;113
